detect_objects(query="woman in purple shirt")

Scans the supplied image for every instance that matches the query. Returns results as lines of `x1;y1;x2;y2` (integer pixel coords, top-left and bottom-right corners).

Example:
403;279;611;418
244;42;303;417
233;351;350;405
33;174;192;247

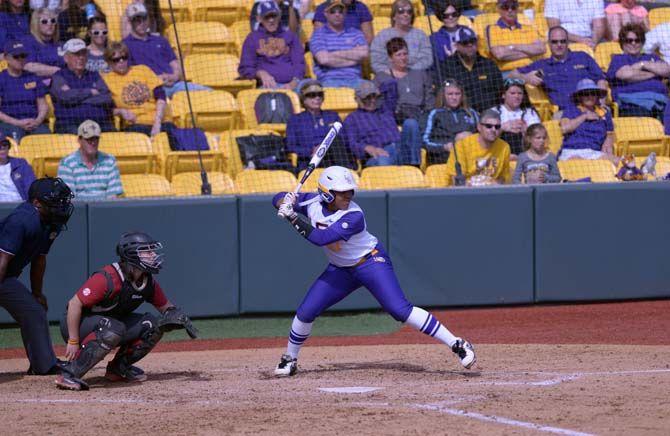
607;23;670;122
23;8;64;80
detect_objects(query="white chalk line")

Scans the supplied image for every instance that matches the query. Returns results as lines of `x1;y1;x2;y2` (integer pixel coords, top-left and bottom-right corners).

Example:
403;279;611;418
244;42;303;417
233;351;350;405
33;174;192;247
0;398;235;406
471;368;670;387
413;403;594;436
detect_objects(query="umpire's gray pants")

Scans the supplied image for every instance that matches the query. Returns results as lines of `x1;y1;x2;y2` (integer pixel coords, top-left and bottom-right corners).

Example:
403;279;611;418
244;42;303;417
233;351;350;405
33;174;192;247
0;278;57;374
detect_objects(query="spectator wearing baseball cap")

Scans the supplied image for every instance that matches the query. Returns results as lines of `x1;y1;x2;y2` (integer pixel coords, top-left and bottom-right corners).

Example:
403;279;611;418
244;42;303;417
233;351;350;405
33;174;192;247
430;0;470;63
121;0;165;39
558;78;615;162
434;27;504;113
57;119;123;200
50;38;115;134
0;132;36;202
21;8;65;81
544;0;606;49
313;0;373;44
122;2;210;97
0;40;51;142
344;79;421;166
370;0;433;75
486;0;545;72
310;0;369;88
238;1;306;90
0;0;31;49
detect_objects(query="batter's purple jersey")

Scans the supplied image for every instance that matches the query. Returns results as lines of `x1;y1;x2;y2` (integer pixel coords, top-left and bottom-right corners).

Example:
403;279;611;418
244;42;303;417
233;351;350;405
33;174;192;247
273;192;413;323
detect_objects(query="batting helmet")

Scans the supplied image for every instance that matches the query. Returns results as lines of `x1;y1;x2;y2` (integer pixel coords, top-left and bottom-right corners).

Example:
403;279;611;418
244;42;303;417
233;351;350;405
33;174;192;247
317;166;356;203
116;231;164;274
28;177;74;227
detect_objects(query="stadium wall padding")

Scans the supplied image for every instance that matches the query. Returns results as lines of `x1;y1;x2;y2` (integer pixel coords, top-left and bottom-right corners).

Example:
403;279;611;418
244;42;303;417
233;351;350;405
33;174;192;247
534;183;670;302
1;184;670;325
387;188;535;307
237;192;387;313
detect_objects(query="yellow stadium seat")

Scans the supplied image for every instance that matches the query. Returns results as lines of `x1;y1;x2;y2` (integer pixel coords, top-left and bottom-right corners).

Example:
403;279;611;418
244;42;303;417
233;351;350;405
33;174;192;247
321;87;358;120
121;174;174;197
509;159;517;179
613;117;668;156
235;169;297;194
372;16;392;36
359;166;427;190
301;19;314;44
160;0;192;26
542;119;563;155
594;42;623;72
171;171;235;195
305;51;315;79
649;7;670;29
230;20;250;55
557;159;617;183
166;22;236;57
526;84;556;121
297;167;360;192
19;134;79;177
96;0;129;41
171;90;239;131
183;54;255;95
153;131;224;180
425;164;449;188
7;136;19;158
567;42;595;58
190;0;247;26
98;132;158;174
0;59;7;71
236;89;301;133
221;129;282;178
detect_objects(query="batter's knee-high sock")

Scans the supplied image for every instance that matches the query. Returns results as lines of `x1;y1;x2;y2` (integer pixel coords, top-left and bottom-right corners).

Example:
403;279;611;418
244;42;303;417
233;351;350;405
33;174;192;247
286;316;313;359
404;306;458;347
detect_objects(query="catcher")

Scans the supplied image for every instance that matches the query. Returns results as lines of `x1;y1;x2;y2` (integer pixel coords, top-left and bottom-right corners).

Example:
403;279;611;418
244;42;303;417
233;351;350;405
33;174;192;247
55;231;198;391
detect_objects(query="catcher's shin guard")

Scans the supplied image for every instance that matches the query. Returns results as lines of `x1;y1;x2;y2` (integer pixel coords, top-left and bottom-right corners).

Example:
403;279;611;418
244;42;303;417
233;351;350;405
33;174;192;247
66;318;124;378
112;315;163;369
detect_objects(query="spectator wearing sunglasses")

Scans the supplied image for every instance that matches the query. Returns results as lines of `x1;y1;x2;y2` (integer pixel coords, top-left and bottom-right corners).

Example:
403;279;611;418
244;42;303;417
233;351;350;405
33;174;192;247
486;0;545;72
286;79;355;169
509;26;607;111
239;1;305;90
103;41;178;141
313;0;373;44
445;109;511;185
607;24;670;130
0;41;50;141
0;0;31;50
50;38;114;134
344;80;421;167
22;8;65;79
86;16;109;73
437;27;504;113
371;0;433;74
490;78;540;156
310;0;369;88
559;78;615;162
544;0;606;49
429;0;469;63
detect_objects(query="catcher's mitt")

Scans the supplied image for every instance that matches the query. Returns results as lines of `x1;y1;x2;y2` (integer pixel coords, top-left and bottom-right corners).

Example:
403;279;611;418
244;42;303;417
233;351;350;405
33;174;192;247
158;306;199;339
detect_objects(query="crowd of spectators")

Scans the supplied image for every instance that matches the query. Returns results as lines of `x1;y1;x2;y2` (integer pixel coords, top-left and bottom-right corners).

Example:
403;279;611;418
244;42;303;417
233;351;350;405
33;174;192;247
2;0;670;198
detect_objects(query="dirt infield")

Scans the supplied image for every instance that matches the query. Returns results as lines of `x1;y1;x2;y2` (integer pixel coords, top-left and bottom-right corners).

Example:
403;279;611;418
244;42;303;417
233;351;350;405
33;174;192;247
1;300;670;435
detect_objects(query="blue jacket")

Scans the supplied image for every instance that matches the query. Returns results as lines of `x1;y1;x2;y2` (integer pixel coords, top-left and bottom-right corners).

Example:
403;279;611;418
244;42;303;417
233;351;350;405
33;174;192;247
8;157;36;201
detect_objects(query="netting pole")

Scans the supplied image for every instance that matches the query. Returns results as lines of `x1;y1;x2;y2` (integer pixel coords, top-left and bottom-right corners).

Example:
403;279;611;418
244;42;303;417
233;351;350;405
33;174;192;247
166;0;212;195
422;0;466;186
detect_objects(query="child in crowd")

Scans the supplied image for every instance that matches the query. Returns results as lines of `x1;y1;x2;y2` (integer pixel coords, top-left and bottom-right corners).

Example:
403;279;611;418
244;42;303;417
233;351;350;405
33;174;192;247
512;123;562;184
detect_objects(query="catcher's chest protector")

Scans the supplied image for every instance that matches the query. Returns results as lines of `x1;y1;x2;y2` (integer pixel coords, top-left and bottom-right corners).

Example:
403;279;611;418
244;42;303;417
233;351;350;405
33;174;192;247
87;266;156;319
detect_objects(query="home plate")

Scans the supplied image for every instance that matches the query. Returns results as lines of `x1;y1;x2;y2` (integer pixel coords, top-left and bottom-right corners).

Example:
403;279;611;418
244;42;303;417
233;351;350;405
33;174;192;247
319;387;383;394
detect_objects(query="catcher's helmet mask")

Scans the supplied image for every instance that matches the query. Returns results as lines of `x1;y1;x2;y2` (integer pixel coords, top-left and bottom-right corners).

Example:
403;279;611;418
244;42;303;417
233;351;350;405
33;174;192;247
28;177;75;228
116;231;164;274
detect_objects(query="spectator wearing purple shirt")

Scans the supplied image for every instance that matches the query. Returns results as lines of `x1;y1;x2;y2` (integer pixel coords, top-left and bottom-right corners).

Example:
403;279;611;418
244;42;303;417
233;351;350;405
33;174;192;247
313;0;373;44
0;41;50;142
344;80;421;166
22;8;64;80
430;0;469;63
122;3;209;97
310;0;369;89
50;38;114;134
239;1;305;89
0;0;31;50
286;79;355;169
509;26;607;111
607;23;670;130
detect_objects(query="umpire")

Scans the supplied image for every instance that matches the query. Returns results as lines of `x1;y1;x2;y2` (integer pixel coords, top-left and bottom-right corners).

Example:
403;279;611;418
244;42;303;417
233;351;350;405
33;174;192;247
0;177;74;375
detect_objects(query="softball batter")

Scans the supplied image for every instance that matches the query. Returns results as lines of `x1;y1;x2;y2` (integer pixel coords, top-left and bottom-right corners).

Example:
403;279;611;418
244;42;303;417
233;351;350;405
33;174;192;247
272;166;476;376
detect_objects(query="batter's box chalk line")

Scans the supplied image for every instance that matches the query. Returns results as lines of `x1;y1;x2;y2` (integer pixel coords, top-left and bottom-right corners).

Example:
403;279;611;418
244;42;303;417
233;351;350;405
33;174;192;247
318;386;383;394
471;368;670;387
